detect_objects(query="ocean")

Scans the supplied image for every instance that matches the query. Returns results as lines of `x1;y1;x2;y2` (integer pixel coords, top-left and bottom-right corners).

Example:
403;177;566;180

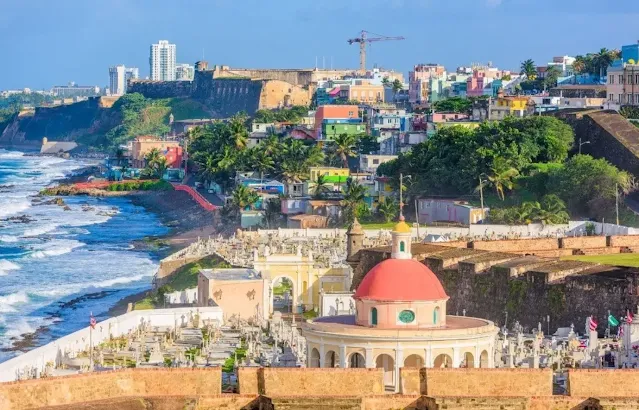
0;150;168;362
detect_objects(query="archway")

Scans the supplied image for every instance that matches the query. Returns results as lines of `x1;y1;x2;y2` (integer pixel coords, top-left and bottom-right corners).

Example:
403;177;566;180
462;352;475;368
404;354;424;368
271;276;294;313
310;348;320;368
433;354;452;368
376;354;395;387
480;350;489;368
349;352;365;368
324;350;338;368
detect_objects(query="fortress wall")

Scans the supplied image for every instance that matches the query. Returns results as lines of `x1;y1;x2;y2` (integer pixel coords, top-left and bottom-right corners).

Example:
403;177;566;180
560;236;607;249
401;368;553;397
471;238;559;252
192;76;263;117
567;369;639;397
157;256;204;282
0;368;221;410
238;367;384;396
128;81;193;98
609;234;639;247
258;80;312;109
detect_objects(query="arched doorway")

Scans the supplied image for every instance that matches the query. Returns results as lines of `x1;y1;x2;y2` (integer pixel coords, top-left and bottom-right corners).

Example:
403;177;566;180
404;354;424;368
324;350;337;368
271;277;294;313
310;348;320;367
349;353;365;368
433;354;452;368
376;354;395;388
462;352;475;368
480;350;489;368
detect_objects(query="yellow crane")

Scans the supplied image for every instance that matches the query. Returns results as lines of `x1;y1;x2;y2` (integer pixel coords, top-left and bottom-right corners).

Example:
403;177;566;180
347;30;405;73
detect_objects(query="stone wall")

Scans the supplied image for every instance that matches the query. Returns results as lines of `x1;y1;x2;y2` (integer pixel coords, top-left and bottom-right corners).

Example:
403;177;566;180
128;80;193;98
157;256;204;283
471;238;559;252
609;234;639;247
0;368;221;410
567;369;639;397
400;368;552;397
211;67;355;88
258;79;312;109
238;367;384;396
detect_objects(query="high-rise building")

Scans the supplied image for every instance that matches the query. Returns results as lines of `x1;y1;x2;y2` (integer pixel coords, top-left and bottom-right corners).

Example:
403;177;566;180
175;63;195;81
109;65;139;95
150;40;176;81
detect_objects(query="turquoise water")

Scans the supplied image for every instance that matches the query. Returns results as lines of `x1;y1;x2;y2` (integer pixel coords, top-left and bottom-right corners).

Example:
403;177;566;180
0;150;168;362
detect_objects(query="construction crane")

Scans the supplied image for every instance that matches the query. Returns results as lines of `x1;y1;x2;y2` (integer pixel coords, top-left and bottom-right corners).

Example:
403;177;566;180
347;30;405;73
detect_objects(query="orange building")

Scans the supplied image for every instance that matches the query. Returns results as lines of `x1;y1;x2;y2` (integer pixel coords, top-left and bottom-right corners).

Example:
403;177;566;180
340;80;385;104
130;136;181;168
314;105;359;139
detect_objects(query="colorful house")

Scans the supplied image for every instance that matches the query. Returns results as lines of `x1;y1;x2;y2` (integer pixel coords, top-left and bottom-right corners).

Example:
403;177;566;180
314;105;360;140
307;167;350;195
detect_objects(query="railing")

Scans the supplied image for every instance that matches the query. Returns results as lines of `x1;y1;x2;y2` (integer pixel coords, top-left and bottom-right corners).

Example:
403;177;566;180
171;183;217;211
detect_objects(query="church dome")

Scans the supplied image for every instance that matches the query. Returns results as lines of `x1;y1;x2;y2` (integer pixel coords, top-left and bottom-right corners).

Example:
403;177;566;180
354;258;448;302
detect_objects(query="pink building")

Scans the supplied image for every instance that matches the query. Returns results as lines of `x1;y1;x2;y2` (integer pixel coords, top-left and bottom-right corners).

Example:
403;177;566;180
408;64;446;103
430;112;470;123
466;68;503;97
198;268;269;320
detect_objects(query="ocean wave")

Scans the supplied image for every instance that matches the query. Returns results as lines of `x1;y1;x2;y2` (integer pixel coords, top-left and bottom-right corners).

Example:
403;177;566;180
0;260;20;276
0;235;18;243
31;273;151;298
0;150;24;159
0;291;29;313
29;240;85;259
0;200;31;219
22;224;59;237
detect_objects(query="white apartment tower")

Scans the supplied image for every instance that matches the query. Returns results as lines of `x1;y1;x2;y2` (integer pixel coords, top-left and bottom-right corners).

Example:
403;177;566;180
109;65;139;96
150;40;176;81
175;63;195;81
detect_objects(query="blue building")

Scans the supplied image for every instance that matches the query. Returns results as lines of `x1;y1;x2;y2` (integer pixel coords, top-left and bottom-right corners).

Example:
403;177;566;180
622;44;639;64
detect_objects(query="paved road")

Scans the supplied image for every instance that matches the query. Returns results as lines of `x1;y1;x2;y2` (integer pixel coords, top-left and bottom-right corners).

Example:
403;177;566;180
184;174;225;207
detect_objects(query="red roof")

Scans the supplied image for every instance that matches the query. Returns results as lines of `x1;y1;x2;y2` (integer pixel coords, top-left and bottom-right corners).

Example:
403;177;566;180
354;259;448;301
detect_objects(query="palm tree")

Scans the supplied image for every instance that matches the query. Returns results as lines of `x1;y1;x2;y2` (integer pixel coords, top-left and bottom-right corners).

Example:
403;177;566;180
520;59;536;80
572;55;586;75
229;114;249;149
144;148;162;167
231;185;259;211
594;48;614;79
152;156;169;179
543;66;562;89
392;79;403;102
376;198;399;223
381;77;391;87
262;198;282;228
332;133;358;168
115;148;126;167
479;158;520;201
200;154;218;186
342;178;368;224
313;175;330;199
251;148;275;184
539;194;569;224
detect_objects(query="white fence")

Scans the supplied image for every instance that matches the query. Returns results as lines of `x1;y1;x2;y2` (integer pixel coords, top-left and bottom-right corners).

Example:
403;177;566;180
0;306;223;383
164;287;198;305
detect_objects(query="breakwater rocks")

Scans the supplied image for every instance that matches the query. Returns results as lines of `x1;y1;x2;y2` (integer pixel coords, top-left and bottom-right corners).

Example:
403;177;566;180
39;186;130;197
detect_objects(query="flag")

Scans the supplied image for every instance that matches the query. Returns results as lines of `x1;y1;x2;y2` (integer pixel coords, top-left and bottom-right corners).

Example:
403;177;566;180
608;314;620;327
588;316;598;332
627;310;634;324
89;313;96;329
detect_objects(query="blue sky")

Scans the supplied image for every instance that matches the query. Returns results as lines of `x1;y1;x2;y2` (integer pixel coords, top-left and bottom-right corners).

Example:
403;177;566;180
1;0;639;90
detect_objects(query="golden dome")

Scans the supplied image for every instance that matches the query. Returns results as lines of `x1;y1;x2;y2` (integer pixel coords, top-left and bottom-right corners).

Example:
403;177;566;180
393;220;411;233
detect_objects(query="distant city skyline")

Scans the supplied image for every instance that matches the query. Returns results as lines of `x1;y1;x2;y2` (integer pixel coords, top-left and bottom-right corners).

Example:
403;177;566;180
1;0;639;89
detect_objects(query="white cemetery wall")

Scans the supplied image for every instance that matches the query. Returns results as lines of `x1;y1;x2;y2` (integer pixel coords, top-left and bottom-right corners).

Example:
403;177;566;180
320;292;355;317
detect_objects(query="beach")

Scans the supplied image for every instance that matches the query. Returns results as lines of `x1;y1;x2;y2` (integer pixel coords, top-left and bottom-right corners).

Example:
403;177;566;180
0;150;214;362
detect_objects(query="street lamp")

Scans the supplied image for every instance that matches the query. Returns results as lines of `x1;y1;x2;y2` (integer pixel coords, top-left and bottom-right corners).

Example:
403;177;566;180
578;138;590;154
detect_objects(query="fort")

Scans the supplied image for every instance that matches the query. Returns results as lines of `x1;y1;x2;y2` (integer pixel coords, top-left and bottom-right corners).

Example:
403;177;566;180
3;367;639;409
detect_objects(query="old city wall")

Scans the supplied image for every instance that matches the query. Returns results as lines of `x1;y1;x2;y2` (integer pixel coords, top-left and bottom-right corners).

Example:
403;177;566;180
471;238;558;252
567;369;639;397
211;68;355;88
400;368;552;397
128;80;193;99
192;74;263;117
554;110;639;176
259;80;312;109
0;368;222;410
156;256;205;284
238;367;384;396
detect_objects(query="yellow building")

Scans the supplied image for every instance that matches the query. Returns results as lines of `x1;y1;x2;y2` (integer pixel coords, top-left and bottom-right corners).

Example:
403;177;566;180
252;252;351;314
341;80;385;104
490;95;531;120
307;167;350;194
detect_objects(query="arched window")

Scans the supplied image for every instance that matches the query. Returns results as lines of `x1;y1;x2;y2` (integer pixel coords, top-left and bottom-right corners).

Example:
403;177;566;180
371;307;378;326
433;306;440;324
400;241;405;252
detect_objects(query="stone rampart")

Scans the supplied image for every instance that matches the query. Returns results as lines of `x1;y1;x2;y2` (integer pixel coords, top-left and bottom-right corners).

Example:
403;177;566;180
609;234;639;247
0;368;221;410
471;238;559;252
238;367;384;396
128;80;193;98
560;236;607;249
567;369;639;397
401;368;552;398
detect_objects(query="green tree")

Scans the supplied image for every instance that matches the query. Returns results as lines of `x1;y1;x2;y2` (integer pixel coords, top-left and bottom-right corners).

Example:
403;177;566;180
481;158;520;201
342;178;367;224
313;175;330;199
593;48;615;78
543;66;561;89
228;113;249;149
251;148;275;183
376;198;399;223
433;97;472;113
231;185;260;211
381;77;391;87
520;59;537;80
356;134;380;155
392;79;403;101
332;133;358;168
262;198;282;228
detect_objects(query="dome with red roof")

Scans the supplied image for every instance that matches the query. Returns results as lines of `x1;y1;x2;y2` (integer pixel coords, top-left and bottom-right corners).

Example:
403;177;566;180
354;259;448;302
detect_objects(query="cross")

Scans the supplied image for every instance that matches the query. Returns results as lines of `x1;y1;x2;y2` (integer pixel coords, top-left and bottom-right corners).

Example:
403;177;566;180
399;173;405;221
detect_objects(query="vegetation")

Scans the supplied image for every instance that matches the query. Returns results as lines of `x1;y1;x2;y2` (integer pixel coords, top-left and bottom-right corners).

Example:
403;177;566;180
572;49;621;77
342;178;368;224
487;195;570;225
433;97;472;113
562;253;639;268
104;93;171;149
253;106;309;123
376;198;399;223
105;179;173;192
520;59;537;80
0;92;56;109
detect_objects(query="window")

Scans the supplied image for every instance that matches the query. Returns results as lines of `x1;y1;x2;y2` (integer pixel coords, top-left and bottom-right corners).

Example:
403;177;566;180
371;307;378;326
372;159;379;165
399;310;415;324
609;75;614;84
433;307;440;324
630;75;634;85
348;111;354;116
619;75;624;84
400;241;405;252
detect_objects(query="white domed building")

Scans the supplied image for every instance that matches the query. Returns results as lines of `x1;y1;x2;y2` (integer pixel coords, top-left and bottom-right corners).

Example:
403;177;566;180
302;216;498;391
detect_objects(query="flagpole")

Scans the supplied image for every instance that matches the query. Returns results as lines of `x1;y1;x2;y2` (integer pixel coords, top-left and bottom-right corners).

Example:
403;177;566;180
89;312;93;371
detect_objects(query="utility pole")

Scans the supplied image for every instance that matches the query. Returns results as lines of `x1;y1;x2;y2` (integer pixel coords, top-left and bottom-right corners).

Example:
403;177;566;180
478;176;485;223
616;183;620;226
414;199;420;239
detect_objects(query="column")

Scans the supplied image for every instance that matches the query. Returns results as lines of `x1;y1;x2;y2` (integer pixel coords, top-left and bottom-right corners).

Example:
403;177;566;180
319;343;325;368
425;346;433;368
452;347;461;368
488;343;495;368
339;344;347;368
365;347;374;368
395;347;404;393
307;269;313;309
474;345;480;368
